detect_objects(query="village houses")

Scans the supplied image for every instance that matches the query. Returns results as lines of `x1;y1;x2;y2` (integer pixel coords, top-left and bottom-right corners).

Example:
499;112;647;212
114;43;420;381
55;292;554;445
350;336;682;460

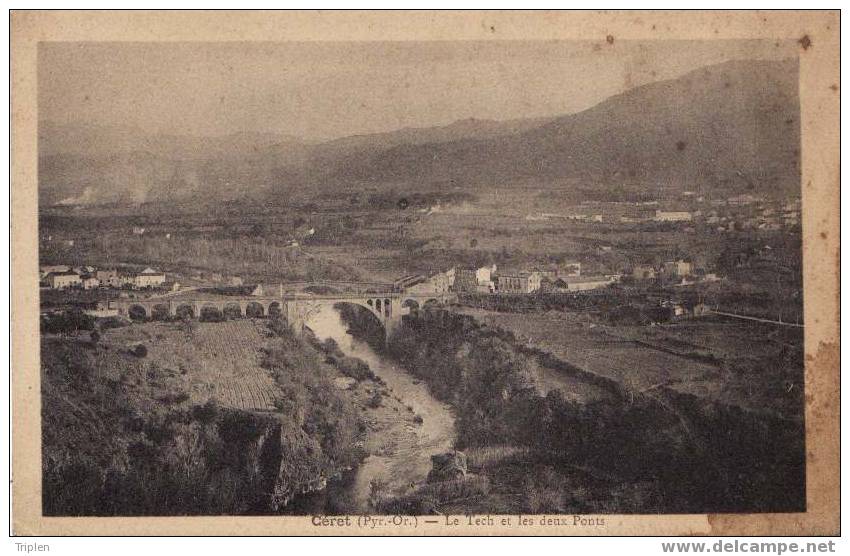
47;271;82;289
43;264;168;290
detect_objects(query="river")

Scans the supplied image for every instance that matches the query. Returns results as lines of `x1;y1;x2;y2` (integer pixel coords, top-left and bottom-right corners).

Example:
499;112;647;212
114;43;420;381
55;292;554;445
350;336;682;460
293;305;456;513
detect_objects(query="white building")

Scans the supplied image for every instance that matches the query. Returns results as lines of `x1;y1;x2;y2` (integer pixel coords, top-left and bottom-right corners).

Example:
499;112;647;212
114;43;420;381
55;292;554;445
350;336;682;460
475;264;497;291
662;260;694;277
496;271;542;294
81;276;100;290
654;210;693;222
47;271;81;289
133;267;166;288
408;270;454;294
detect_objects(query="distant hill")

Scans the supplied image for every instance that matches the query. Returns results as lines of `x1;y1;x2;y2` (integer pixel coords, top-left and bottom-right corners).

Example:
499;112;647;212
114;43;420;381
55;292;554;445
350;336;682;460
313;59;800;198
38;123;310;205
307;115;555;167
38;58;800;206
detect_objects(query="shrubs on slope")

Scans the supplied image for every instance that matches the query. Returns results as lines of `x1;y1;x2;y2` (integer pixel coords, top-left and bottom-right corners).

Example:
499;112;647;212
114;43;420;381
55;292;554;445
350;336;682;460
384;307;805;514
41;319;365;516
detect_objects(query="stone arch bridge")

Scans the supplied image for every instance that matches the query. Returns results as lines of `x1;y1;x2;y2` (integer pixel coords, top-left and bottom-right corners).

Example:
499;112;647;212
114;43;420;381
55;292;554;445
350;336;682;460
109;292;456;339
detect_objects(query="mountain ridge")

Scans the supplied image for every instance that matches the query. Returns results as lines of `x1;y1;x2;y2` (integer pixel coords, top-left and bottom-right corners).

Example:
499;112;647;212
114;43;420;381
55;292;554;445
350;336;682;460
38;58;800;206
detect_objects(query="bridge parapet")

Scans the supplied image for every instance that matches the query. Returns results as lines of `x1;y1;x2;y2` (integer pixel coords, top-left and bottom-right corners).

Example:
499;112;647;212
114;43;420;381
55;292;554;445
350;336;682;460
108;290;456;343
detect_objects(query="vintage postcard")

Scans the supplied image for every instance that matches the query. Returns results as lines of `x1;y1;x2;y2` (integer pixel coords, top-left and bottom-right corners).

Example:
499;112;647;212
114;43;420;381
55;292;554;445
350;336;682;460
10;10;839;536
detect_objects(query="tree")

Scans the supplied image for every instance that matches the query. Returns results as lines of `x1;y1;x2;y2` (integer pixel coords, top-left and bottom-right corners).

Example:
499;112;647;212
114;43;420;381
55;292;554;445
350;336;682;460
41;308;95;336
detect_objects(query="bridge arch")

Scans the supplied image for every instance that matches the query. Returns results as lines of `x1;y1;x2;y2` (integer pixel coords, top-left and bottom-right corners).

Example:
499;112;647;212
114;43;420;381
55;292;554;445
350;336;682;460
245;301;265;318
200;303;224;322
302;301;388;347
222;302;242;320
128;304;148;321
175;304;195;320
402;298;420;311
268;301;282;318
151;303;170;321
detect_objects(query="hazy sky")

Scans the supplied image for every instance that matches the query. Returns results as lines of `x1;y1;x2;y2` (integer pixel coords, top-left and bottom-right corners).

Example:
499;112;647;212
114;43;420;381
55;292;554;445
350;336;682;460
39;40;796;141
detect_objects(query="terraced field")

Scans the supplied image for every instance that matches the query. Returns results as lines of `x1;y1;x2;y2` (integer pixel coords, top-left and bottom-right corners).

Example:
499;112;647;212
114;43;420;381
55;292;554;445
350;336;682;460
106;320;281;411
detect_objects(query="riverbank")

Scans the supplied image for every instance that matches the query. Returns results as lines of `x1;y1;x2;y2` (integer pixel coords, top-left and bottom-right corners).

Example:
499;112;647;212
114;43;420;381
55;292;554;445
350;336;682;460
369;307;804;515
41;316;425;515
301;305;456;511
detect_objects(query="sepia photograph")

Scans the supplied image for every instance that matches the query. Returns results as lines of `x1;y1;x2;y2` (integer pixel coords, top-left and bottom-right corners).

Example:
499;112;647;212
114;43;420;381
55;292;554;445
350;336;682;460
10;10;840;537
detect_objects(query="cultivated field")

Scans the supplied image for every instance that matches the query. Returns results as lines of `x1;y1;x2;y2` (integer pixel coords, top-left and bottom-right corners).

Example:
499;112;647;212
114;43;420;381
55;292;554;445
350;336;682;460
105;319;281;411
453;308;803;419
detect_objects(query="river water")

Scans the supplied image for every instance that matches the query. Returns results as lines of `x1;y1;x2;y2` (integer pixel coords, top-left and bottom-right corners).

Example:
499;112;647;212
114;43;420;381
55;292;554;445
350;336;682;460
297;305;456;513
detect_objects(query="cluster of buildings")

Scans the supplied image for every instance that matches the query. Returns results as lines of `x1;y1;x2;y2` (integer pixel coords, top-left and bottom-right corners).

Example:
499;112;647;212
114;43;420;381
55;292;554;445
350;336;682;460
395;262;619;295
526;195;802;232
628;259;719;285
703;197;801;232
394;256;722;296
40;264;167;290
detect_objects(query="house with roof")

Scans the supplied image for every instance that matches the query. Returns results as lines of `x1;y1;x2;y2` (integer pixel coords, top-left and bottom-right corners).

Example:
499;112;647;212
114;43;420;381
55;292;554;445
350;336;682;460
408;270;456;294
47;271;82;289
453;267;480;292
81;275;100;290
654;210;693;222
495;271;542;294
133;267;166;288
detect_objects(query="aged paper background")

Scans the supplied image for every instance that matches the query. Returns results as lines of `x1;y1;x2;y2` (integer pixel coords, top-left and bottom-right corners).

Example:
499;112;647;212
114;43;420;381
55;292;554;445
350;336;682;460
11;10;839;536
